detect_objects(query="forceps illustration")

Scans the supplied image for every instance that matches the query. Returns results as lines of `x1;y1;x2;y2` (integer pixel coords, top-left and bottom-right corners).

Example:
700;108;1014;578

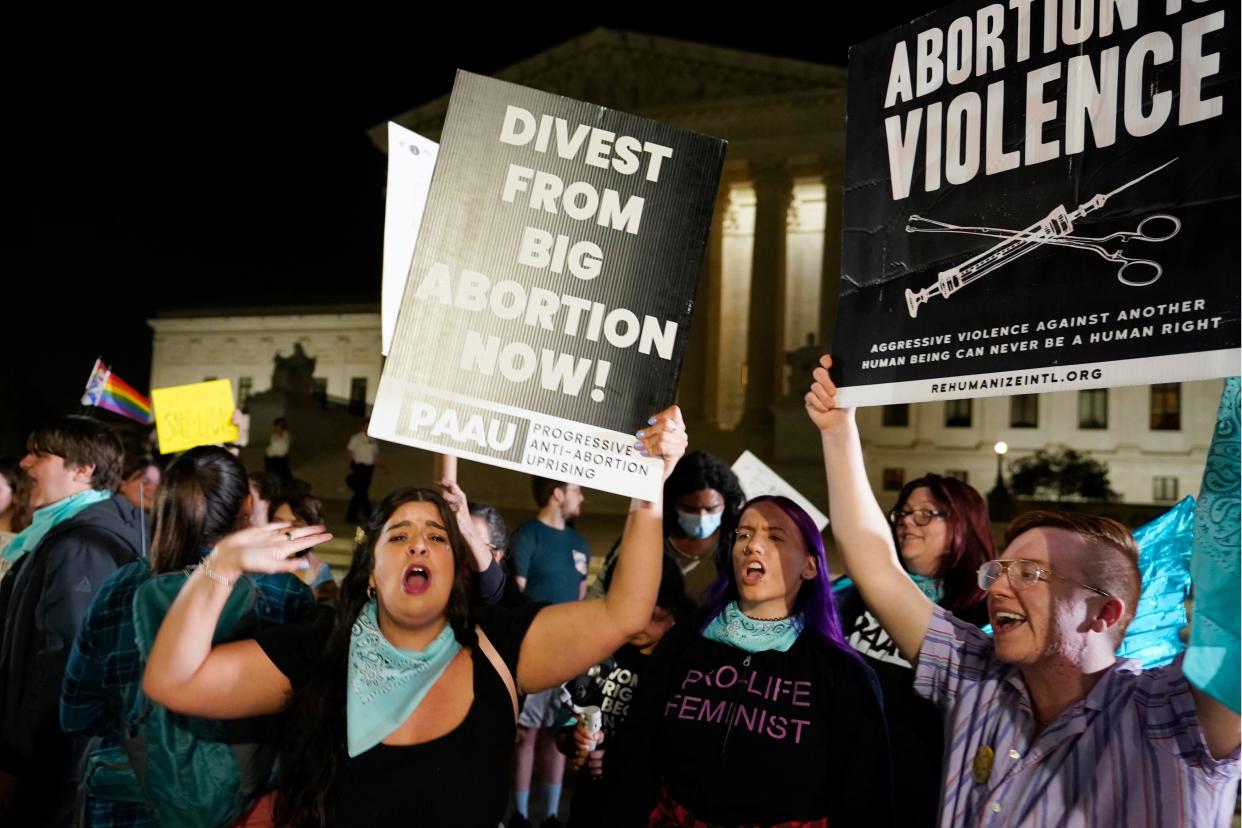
902;158;1179;319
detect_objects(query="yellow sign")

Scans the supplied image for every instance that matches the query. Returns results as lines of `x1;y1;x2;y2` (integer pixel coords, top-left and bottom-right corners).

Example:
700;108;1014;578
151;379;238;454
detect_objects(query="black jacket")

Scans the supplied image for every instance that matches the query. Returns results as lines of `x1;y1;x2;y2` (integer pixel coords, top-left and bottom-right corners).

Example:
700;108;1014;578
603;616;895;827
0;494;144;775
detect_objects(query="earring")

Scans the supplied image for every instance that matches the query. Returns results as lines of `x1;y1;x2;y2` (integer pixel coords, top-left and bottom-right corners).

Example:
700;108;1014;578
367;584;376;600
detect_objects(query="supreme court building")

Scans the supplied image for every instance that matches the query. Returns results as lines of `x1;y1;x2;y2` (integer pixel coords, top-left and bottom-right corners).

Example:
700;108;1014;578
149;29;1220;509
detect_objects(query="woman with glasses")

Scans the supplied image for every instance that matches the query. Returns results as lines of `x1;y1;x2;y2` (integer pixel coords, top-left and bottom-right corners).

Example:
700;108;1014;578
603;495;893;827
881;474;993;622
811;357;993;827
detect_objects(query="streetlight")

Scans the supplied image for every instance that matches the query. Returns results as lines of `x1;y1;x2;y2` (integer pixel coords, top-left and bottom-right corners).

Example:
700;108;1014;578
993;441;1008;491
988;441;1012;520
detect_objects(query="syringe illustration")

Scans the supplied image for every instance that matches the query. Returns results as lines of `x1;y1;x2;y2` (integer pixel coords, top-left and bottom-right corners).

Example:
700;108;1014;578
903;158;1179;319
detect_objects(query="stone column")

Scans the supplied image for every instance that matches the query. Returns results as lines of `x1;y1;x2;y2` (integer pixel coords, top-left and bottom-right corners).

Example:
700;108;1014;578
678;183;726;426
701;182;731;428
819;162;844;350
739;163;790;430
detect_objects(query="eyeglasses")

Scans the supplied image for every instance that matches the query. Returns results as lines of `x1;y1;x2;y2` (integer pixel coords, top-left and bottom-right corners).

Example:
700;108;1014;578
977;559;1112;597
888;508;945;527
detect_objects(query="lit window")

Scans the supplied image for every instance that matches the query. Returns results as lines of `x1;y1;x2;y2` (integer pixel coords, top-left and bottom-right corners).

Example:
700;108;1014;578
1150;384;1181;431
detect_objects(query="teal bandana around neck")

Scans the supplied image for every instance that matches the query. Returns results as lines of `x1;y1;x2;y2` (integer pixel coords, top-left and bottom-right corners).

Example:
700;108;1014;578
1;489;112;564
703;601;804;654
911;573;943;603
346;600;462;758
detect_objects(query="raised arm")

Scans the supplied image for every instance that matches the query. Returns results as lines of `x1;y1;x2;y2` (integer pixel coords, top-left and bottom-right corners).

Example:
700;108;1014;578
436;479;498;576
141;522;331;719
516;406;685;693
806;355;933;661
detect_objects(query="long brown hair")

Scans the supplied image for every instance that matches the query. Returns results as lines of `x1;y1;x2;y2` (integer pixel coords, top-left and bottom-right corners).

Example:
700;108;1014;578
149;447;249;573
273;487;475;828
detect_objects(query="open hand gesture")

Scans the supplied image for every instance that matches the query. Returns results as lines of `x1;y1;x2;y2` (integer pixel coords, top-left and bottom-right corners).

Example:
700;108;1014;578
211;522;333;580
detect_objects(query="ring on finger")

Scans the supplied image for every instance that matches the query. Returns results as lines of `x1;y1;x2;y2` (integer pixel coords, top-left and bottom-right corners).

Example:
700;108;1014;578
284;531;293;542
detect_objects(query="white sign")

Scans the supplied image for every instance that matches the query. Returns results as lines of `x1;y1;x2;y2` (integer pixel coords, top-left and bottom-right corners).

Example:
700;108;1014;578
731;451;829;531
381;122;438;356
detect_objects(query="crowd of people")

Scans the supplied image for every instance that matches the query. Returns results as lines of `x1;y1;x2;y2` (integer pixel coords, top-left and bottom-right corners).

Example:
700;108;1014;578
0;358;1235;827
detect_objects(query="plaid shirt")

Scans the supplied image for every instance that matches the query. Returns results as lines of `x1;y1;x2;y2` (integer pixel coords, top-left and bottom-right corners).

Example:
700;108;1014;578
61;560;314;828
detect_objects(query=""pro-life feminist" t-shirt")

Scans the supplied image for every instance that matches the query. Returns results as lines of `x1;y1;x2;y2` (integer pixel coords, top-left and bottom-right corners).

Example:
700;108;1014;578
604;621;894;827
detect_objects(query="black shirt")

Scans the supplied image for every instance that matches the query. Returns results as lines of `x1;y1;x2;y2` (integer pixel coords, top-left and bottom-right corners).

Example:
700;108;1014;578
560;644;648;741
557;645;650;828
835;585;988;828
604;621;893;827
255;602;542;828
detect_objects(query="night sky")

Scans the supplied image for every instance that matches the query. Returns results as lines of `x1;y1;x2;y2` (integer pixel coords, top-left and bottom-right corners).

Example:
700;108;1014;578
7;7;939;454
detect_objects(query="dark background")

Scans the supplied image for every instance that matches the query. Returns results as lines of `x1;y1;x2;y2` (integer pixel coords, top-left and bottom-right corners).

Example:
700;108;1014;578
7;7;941;454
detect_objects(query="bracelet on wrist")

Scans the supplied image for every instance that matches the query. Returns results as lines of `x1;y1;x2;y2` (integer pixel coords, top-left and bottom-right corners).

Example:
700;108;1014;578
199;548;234;589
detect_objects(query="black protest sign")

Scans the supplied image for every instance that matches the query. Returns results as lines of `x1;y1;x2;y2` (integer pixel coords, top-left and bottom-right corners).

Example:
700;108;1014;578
832;0;1239;406
371;71;725;498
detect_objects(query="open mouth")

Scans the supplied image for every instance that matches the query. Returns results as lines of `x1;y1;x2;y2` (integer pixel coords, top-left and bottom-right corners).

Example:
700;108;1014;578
402;564;431;595
993;610;1027;634
741;561;765;586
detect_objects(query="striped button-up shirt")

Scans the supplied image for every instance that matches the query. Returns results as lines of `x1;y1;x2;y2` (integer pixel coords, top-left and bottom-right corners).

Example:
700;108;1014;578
915;607;1239;827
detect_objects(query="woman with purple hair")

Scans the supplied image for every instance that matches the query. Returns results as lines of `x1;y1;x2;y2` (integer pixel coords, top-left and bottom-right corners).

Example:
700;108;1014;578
602;495;893;827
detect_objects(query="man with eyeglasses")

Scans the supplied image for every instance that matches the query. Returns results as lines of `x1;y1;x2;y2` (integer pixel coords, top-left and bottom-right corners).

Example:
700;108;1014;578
807;357;1239;826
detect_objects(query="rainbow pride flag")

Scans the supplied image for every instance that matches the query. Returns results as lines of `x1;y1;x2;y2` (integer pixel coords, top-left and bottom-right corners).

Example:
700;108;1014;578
81;359;153;425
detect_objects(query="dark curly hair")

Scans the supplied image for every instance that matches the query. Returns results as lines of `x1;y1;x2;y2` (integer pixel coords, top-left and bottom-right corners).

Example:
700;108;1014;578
273;487;475;827
662;451;746;564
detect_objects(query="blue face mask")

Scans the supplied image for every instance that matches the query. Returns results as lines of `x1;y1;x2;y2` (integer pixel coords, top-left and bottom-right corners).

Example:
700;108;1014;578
677;510;722;539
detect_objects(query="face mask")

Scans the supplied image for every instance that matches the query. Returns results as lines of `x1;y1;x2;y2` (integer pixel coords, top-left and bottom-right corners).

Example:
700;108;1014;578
677;510;722;539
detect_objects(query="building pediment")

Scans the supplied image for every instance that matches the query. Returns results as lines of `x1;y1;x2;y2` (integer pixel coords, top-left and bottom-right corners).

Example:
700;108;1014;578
371;28;843;149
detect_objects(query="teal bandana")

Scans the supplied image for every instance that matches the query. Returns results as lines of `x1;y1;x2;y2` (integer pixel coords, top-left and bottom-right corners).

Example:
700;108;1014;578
1185;377;1240;712
703;601;804;654
1;489;112;564
346;600;462;757
911;573;943;603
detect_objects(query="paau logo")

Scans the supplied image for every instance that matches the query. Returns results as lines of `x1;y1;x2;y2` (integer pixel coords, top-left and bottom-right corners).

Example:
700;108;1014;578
404;400;519;453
